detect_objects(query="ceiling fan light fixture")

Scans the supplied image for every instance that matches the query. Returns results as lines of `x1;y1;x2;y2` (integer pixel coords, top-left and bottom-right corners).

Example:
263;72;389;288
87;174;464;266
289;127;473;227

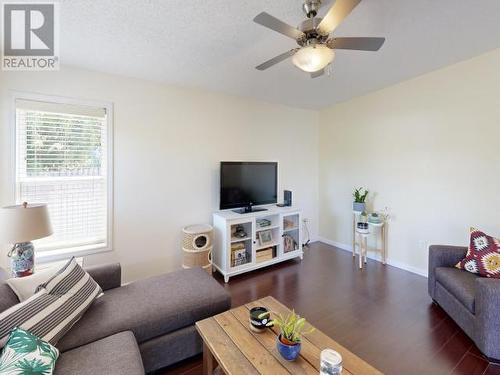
292;44;335;73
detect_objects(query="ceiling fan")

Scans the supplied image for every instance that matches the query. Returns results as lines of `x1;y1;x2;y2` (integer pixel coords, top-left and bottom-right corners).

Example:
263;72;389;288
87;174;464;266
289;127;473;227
253;0;385;78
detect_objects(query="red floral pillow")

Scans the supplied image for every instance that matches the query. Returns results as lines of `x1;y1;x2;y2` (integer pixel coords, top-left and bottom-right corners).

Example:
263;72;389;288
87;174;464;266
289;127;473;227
456;228;500;278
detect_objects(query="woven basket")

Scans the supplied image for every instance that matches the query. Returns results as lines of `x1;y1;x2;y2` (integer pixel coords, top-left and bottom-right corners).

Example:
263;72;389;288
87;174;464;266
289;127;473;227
182;224;213;275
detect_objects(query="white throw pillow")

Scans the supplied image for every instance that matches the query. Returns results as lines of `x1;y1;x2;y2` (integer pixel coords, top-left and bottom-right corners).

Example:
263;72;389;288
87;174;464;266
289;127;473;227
6;265;59;302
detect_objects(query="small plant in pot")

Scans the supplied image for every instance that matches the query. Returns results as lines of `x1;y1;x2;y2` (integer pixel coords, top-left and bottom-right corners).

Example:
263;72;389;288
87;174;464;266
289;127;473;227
270;310;314;361
353;187;369;213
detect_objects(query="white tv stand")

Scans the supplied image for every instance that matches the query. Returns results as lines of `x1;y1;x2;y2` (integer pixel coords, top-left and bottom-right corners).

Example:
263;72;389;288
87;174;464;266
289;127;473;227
212;206;303;283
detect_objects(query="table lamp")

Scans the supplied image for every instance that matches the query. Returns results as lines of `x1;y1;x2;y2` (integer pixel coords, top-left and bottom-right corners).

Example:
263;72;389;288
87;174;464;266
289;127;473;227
0;202;53;277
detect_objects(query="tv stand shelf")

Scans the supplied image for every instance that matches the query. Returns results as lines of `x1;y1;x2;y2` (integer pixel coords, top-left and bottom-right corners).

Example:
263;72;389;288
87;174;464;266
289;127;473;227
212;206;303;283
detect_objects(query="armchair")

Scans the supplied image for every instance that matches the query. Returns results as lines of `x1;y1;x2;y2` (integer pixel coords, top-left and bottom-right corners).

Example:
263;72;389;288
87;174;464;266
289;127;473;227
429;245;500;361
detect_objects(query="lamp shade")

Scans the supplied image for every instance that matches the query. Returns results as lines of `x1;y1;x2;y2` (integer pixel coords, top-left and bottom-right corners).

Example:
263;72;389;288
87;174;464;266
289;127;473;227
0;203;53;244
292;44;335;73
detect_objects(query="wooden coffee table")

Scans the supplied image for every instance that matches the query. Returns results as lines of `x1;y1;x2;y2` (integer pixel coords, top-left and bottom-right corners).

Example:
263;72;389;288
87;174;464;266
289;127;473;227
195;296;382;375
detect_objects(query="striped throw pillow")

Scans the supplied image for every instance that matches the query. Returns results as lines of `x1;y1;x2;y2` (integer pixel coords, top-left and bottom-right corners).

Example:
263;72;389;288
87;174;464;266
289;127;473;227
0;258;102;348
36;257;103;297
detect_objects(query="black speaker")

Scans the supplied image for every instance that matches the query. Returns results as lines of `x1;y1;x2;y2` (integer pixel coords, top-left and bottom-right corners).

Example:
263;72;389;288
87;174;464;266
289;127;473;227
284;190;292;207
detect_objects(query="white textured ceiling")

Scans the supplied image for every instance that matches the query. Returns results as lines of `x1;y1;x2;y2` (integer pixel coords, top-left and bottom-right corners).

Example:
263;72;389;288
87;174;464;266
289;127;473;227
61;0;500;110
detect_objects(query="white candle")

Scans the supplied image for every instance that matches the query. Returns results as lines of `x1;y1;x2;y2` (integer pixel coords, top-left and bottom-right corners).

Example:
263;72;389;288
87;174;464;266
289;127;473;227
320;349;343;375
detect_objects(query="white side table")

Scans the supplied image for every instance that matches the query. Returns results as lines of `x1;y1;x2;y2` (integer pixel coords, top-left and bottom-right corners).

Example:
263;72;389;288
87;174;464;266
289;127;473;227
352;212;387;269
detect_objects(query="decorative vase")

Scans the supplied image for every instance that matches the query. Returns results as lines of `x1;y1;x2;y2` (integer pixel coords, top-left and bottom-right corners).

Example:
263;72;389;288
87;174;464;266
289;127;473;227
352;202;366;213
276;334;301;361
8;242;35;278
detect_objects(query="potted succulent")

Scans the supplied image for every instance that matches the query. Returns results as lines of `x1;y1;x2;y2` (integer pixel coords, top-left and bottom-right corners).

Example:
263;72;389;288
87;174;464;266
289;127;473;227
353;187;369;213
268;310;314;361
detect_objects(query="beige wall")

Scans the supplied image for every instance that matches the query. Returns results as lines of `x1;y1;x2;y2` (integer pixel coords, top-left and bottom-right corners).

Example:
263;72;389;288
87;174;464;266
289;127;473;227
318;49;500;275
0;67;319;282
2;48;499;280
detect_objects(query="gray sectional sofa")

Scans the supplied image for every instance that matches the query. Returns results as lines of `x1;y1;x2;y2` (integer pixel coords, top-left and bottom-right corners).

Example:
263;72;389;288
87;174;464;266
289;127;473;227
429;245;500;361
0;264;231;374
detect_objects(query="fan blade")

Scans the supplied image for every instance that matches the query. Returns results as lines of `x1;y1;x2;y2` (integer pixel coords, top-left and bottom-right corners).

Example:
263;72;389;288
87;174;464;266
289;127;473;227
311;69;325;78
254;12;305;40
317;0;362;36
256;49;298;70
327;37;385;51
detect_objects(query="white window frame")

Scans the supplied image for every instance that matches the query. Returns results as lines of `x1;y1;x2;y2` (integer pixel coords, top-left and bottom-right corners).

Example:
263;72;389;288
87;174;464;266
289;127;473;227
10;91;114;262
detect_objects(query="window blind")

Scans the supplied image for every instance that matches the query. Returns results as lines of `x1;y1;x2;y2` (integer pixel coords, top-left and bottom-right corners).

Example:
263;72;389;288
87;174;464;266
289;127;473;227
15;99;109;252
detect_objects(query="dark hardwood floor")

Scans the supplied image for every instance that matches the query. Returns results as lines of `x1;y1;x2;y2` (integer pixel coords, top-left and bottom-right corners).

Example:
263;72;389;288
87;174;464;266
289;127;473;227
160;242;500;375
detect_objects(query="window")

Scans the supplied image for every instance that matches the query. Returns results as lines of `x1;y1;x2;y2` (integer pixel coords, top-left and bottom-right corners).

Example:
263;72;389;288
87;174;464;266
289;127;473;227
14;96;112;257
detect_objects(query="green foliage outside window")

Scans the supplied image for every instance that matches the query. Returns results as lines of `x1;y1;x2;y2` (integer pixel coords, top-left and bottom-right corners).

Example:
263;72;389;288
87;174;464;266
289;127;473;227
23;111;103;177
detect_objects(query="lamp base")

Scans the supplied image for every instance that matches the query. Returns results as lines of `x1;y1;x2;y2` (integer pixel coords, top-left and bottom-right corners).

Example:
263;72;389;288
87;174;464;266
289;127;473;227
8;242;35;278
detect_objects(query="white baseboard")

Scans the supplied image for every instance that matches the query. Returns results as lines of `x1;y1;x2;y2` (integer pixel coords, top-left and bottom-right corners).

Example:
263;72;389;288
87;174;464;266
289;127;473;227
316;237;351;251
317;236;428;278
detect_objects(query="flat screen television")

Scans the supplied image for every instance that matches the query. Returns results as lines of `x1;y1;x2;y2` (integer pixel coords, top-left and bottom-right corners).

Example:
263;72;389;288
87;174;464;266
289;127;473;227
220;161;277;213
